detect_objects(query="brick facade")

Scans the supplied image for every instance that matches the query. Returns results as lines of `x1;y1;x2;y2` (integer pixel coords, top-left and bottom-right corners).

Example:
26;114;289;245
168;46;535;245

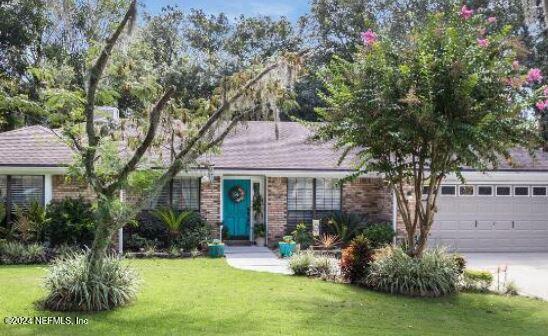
342;177;392;222
200;176;221;237
266;177;288;245
52;175;95;201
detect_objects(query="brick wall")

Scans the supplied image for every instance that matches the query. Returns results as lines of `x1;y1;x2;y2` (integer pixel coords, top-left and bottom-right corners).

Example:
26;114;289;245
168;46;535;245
52;175;95;201
266;177;288;245
200;176;221;237
342;177;392;222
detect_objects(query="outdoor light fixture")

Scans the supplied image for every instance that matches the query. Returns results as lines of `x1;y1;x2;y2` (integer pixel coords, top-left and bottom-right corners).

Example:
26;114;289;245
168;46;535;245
202;165;215;183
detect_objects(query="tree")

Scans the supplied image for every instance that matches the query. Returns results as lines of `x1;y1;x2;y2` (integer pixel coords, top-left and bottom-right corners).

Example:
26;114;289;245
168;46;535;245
61;0;304;273
314;5;544;257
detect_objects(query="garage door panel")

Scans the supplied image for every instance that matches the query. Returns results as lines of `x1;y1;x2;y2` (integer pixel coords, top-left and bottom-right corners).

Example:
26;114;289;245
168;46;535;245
429;184;548;252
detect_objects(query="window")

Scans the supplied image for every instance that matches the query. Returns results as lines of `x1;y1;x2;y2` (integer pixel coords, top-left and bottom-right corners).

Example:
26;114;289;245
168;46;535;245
532;186;547;196
478;186;493;196
441;185;456;195
287;178;314;210
173;178;200;210
514;186;529;196
0;176;6;204
0;175;44;222
315;178;341;210
459;185;474;196
147;177;200;210
496;186;511;196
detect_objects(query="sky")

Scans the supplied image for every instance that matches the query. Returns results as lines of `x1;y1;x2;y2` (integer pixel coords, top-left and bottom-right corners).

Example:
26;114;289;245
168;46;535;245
140;0;310;21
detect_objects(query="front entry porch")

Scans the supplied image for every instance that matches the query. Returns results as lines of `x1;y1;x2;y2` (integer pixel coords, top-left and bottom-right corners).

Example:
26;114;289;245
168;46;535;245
221;176;265;243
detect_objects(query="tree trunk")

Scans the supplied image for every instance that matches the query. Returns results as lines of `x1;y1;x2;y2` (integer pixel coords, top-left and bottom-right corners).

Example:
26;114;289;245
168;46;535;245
87;197;118;273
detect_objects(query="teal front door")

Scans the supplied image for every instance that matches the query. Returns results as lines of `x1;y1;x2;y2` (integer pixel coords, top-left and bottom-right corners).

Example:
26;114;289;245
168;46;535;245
223;179;251;239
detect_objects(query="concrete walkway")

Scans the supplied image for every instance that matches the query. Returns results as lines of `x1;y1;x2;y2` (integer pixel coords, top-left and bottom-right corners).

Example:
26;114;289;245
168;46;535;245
225;246;291;274
464;253;548;300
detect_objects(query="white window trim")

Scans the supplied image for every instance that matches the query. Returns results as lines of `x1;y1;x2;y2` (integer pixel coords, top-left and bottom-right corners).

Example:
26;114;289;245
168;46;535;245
531;186;548;197
513;185;530;197
458;185;475;196
477;185;494;197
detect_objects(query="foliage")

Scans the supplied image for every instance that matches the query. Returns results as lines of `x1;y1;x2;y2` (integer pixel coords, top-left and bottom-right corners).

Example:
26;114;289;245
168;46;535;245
208;239;223;246
291;223;313;248
152;208;193;246
11;201;47;243
504;281;519;296
42;252;139;311
282;235;294;243
177;211;211;251
323;212;365;244
340;234;374;283
309;254;339;278
314;6;543;257
362;223;394;248
44;198;96;247
364;246;460;297
461;270;494;292
288;250;316;275
253;223;266;238
0;241;46;265
314;233;341;250
453;254;467;274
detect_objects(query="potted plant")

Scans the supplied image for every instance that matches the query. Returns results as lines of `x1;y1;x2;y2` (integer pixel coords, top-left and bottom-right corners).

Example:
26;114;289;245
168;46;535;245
291;222;313;252
207;239;225;258
254;223;266;247
278;235;296;257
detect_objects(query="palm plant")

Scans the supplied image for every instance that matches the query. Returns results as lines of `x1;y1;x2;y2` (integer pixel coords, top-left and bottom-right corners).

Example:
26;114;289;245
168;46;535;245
152;208;192;246
325;212;366;244
315;234;341;250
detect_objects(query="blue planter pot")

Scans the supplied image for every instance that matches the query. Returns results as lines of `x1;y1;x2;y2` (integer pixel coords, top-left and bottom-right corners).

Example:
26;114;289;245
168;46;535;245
208;244;225;258
279;242;296;257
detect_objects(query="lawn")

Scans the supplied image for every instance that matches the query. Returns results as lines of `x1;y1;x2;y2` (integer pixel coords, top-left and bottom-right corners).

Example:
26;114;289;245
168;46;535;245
1;258;548;336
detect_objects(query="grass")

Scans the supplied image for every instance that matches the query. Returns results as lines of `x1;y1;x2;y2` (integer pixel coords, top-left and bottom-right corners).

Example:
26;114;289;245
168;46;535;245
1;258;547;336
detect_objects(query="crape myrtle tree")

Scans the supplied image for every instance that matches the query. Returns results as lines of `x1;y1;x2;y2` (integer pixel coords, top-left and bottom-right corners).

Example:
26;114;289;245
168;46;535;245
62;0;305;272
314;5;546;257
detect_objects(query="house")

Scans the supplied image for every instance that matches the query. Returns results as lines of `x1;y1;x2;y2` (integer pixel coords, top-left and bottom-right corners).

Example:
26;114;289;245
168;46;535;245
0;122;547;252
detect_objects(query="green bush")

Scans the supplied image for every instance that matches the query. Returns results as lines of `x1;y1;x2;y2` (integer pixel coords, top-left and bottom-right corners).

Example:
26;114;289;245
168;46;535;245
177;212;211;251
44;198;96;247
362;223;394;248
364;246;460;297
323;212;365;244
288;250;316;275
461;269;493;292
42;252;139;311
340;234;374;283
0;241;46;264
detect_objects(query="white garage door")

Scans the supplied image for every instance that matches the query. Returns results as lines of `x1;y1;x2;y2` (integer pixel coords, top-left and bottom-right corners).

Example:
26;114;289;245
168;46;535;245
429;184;548;252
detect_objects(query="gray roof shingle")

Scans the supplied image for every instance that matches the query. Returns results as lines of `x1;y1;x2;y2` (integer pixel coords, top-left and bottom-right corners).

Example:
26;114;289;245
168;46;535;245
0;122;547;171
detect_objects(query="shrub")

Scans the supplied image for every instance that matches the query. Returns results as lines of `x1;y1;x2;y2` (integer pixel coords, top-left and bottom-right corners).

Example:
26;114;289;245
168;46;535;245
310;254;338;278
291;223;313;248
364;247;460;297
44;198;96;247
362;223;394;248
0;241;46;264
340;234;374;283
504;281;519;296
288;250;316;275
461;270;493;292
323;212;365;244
178;212;211;251
42;252;139;311
254;223;266;238
152;208;192;246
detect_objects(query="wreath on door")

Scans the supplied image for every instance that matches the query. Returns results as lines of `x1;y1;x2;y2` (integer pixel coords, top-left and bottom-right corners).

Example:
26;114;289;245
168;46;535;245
229;185;245;203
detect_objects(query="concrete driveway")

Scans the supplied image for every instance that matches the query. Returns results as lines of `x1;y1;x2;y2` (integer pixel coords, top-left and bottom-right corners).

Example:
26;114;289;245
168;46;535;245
464;253;548;300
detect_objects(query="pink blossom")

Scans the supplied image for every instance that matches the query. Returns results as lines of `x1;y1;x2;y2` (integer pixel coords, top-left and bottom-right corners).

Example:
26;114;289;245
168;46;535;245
512;60;520;70
360;29;378;46
487;16;497;24
526;68;543;84
479;28;487;36
477;38;489;48
536;100;547;111
460;5;474;19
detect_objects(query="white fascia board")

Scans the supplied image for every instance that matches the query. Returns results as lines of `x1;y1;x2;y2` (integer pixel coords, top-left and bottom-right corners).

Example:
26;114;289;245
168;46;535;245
0;166;67;175
443;171;548;184
191;169;381;179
